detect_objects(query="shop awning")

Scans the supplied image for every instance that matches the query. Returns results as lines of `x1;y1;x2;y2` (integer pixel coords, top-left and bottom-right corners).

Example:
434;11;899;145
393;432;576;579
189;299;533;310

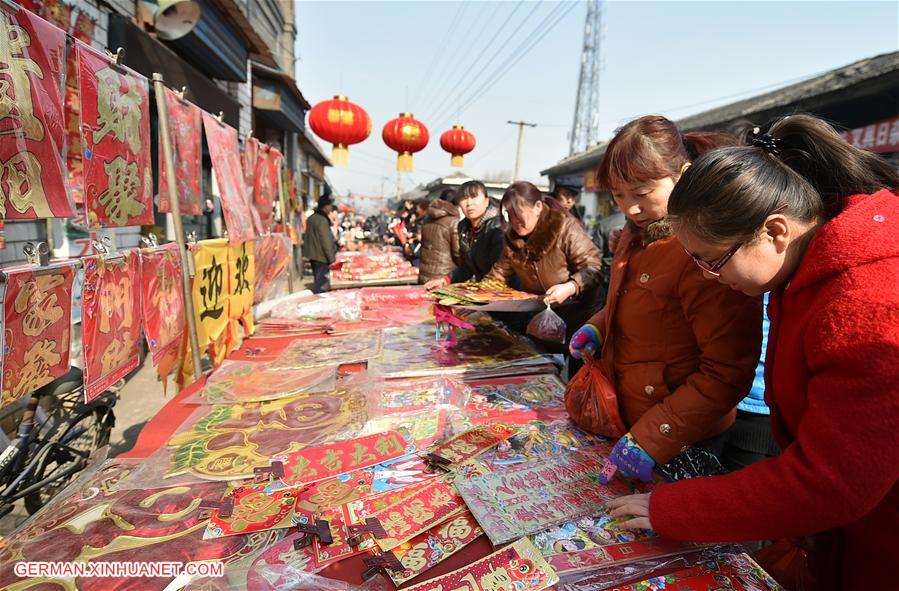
252;66;311;133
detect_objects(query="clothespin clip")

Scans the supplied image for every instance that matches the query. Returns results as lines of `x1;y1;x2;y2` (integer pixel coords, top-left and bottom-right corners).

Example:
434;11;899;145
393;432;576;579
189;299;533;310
198;497;234;520
292;519;333;550
139;234;159;248
346;518;387;546
176;86;187;101
0;0;21;13
361;552;404;580
421;452;452;473
186;231;198;245
253;461;284;483
23;242;50;267
214;111;224;125
91;237;111;257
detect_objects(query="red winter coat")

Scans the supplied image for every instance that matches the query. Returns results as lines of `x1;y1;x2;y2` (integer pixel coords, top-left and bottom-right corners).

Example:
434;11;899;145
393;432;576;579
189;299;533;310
650;190;899;590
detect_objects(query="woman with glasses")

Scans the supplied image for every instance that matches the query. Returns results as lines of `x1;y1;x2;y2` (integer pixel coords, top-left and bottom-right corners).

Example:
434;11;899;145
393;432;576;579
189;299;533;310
607;114;899;590
567;115;762;482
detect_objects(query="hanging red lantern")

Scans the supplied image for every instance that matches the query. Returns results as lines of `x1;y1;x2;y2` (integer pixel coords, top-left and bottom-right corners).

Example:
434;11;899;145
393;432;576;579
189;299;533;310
440;124;476;167
382;112;429;172
308;95;371;166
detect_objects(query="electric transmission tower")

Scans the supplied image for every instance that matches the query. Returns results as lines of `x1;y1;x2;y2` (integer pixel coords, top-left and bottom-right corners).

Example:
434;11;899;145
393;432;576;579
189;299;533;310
569;0;603;155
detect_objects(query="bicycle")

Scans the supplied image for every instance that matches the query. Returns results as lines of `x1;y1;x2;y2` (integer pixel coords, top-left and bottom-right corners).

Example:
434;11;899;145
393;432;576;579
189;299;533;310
0;366;119;517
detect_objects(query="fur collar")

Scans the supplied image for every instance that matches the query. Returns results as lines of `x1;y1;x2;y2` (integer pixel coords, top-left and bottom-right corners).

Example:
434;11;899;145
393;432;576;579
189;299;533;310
626;217;674;245
506;206;566;262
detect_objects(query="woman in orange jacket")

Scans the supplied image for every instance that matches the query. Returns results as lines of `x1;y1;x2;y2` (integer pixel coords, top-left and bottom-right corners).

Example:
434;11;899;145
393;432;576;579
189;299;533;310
568;115;762;480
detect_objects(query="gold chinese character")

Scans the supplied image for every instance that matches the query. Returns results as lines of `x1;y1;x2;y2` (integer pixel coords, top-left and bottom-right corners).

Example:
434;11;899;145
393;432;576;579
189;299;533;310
99;275;134;333
0;12;44;141
0;152;52;217
14;274;66;336
96;156;146;225
93;66;144;154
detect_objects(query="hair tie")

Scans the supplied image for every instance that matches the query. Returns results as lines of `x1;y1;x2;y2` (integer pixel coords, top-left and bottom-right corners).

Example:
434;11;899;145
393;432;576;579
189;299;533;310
750;127;781;155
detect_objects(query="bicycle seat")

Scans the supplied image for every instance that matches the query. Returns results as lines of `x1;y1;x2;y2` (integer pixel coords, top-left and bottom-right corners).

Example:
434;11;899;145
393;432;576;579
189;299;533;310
33;367;84;398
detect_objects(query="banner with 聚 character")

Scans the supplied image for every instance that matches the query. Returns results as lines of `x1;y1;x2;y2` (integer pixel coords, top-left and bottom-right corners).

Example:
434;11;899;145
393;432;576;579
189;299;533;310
0;8;75;219
77;42;153;229
0;262;76;408
158;86;202;215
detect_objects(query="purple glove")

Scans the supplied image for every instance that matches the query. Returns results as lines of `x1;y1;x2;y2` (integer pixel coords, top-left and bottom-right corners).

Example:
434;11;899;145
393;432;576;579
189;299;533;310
599;433;656;484
569;324;601;359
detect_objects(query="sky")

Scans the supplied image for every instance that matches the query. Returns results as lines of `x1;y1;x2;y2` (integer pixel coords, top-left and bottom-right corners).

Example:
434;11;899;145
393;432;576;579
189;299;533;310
295;1;899;207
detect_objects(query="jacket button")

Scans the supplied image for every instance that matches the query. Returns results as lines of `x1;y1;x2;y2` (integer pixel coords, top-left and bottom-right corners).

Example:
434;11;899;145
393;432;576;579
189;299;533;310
659;423;672;435
680;445;689;453
644;385;655;396
639;273;650;283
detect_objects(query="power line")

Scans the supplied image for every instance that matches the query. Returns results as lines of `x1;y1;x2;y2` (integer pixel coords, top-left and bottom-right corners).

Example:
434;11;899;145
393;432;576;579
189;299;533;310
412;1;469;108
467;127;518;172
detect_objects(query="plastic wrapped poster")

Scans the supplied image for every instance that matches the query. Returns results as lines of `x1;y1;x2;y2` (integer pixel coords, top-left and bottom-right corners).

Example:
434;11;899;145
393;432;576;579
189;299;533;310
203;480;303;540
367;453;437;494
203;111;257;244
158;85;203;215
378;376;469;413
81;252;142;402
139;244;186;378
598;552;786;591
387;510;484;585
270;330;383;370
401;538;559;591
360;407;450;448
0;262;76;408
253;233;291;304
0;7;75;219
431;279;543;312
77;41;153;228
480;418;609;468
428;423;517;467
456;449;643;545
196;359;337;405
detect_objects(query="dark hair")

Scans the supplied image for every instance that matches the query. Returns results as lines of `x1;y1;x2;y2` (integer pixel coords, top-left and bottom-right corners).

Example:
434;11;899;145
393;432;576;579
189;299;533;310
414;198;429;210
668;114;899;244
501;181;569;217
595;115;737;191
438;188;457;203
457;180;488;202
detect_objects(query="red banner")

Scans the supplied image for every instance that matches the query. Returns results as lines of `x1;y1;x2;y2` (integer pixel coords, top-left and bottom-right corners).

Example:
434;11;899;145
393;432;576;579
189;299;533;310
77;42;153;229
241;135;258;190
0;262;76;408
202;112;256;244
841;115;899;154
158;86;202;215
253;233;290;304
254;145;281;233
0;7;75;219
82;251;142;402
138;244;185;369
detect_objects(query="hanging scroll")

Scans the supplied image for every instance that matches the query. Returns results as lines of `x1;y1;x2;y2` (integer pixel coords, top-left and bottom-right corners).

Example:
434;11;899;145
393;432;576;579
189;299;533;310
82;251;142;401
158;85;202;215
253;233;290;304
139;243;185;381
191;238;230;350
203;112;256;244
0;262;76;408
0;7;75;219
77;42;153;228
254;145;281;233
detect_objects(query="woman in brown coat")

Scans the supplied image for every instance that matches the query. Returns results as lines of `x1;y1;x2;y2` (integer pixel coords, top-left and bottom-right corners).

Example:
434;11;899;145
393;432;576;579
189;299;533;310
483;181;604;342
418;190;461;284
568;116;762;481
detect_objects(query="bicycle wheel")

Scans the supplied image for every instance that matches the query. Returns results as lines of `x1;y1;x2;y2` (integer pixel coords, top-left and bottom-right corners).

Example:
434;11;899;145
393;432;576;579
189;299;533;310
22;401;115;514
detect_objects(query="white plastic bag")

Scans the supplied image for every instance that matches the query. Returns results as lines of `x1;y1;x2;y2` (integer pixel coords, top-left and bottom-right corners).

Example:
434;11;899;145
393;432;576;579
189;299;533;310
527;303;567;343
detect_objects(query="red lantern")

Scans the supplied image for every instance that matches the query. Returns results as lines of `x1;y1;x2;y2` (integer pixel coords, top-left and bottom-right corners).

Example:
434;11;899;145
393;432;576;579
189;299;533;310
382;112;429;172
440;124;476;167
308;95;371;166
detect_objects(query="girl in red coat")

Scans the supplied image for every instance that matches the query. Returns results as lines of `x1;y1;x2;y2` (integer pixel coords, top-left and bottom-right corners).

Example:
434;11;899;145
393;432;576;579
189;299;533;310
607;114;899;590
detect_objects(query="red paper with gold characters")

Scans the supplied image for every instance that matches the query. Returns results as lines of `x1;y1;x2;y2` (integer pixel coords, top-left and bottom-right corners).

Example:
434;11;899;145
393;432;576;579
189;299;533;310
0;7;75;219
82;251;142;402
203;112;256;244
429;423;517;466
253;233;291;304
158;85;202;215
0;262;76;408
77;42;153;229
253;144;281;233
387;510;484;585
313;503;371;568
139;243;185;373
276;430;410;486
203;480;302;540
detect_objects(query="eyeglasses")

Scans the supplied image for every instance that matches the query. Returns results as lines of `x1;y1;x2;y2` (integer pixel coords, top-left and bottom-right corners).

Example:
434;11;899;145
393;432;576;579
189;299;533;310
684;204;789;277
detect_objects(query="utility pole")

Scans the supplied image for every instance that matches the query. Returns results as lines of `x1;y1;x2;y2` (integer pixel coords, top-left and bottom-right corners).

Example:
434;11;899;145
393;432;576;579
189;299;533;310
507;120;537;181
396;170;402;201
570;0;603;155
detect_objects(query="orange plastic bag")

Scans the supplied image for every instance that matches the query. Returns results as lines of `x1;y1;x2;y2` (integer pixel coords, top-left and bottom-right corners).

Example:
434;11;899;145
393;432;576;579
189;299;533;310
565;357;627;438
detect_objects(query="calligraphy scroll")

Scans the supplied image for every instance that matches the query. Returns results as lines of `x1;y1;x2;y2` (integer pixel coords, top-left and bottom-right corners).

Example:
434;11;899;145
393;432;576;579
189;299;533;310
82;252;142;401
228;240;255;339
0;262;75;408
77;42;153;228
254;145;281;233
253;233;290;304
203;112;256;244
158;86;202;215
0;7;75;219
402;538;559;591
276;430;409;486
191;238;230;350
387;510;483;585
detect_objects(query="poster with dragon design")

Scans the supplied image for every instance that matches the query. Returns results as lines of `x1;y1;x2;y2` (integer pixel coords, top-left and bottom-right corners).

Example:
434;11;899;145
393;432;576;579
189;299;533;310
81;251;142;402
0;262;76;408
158;85;202;215
77;42;153;229
203;112;256;244
138;244;185;377
0;7;75;219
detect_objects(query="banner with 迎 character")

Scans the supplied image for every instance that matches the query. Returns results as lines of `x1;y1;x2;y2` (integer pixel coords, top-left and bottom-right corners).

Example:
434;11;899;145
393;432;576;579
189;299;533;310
190;238;230;353
81;251;142;402
253;233;290;304
77;42;153;229
202;112;256;244
139;243;185;384
0;262;76;409
0;7;75;220
158;86;202;215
